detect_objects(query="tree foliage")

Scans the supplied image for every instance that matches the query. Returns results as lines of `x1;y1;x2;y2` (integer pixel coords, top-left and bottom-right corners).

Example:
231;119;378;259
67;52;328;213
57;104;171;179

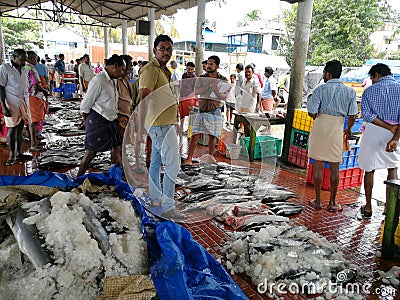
2;17;42;52
237;10;262;27
279;0;390;67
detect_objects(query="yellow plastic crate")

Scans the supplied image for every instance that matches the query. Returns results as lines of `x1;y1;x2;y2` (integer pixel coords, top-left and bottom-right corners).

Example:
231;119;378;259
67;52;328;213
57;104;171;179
379;220;400;246
292;109;314;132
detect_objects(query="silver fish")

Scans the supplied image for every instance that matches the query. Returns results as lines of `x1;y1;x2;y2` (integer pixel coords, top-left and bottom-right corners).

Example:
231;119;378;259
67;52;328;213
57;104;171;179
82;206;111;255
6;207;52;270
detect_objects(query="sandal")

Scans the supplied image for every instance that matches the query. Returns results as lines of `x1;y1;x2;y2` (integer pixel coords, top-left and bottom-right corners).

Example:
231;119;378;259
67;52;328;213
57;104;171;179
5;159;15;166
360;206;372;219
327;204;343;212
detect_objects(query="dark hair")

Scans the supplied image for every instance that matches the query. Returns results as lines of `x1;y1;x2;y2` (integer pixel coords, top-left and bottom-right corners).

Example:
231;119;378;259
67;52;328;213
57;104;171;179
154;35;173;48
41;59;46;64
186;61;195;68
368;63;391;77
236;63;244;71
264;66;273;75
230;74;236;78
105;54;125;67
245;64;254;72
324;60;342;78
26;51;37;60
121;54;132;65
59;54;64;58
83;54;89;59
13;49;26;58
202;60;207;64
133;61;138;66
208;55;220;66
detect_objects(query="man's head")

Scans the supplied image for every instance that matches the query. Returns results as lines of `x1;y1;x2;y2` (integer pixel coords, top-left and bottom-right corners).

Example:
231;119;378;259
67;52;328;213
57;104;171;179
153;35;173;66
206;55;220;75
105;54;126;79
245;64;255;80
230;74;236;83
186;62;195;75
12;49;27;67
202;60;207;71
41;59;46;65
26;51;38;66
323;60;342;82
368;63;391;84
59;54;65;61
170;60;178;69
121;54;133;77
236;63;244;73
83;54;90;64
264;66;273;78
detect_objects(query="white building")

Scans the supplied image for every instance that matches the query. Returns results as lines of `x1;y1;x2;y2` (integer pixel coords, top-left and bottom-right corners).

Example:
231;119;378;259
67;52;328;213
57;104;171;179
370;21;400;57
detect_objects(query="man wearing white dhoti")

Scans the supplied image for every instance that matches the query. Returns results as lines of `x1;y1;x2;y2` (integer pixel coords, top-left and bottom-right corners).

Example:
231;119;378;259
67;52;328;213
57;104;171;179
358;63;400;219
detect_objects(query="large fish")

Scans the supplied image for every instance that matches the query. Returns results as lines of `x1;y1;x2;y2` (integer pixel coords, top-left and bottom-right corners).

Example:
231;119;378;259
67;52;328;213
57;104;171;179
82;206;111;255
6;207;52;270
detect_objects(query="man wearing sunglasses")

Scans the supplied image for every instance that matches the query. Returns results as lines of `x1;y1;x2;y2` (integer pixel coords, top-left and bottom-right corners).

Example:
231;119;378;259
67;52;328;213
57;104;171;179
138;35;185;221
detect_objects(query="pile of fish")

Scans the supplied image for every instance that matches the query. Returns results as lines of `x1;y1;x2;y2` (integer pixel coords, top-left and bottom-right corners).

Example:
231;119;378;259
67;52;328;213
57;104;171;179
222;224;372;299
174;162;304;226
44;100;84;136
0;180;148;299
38;136;111;171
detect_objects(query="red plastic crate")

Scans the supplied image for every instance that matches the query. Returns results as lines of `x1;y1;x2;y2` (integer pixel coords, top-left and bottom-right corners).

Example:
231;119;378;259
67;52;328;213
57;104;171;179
62;73;75;79
307;164;364;191
288;145;309;168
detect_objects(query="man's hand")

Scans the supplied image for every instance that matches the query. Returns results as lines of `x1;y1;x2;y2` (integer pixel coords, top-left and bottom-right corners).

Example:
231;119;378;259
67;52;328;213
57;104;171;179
2;106;10;117
386;139;398;152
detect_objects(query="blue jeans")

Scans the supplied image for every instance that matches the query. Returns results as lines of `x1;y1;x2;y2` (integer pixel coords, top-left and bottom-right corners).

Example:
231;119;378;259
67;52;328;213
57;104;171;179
147;125;180;211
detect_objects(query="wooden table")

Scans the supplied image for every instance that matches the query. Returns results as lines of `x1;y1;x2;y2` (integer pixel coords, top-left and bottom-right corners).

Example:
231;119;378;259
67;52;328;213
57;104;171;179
382;179;400;259
232;112;286;161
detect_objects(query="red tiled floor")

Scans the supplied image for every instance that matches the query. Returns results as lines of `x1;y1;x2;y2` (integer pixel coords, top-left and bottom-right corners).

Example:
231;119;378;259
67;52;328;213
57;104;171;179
1;129;398;300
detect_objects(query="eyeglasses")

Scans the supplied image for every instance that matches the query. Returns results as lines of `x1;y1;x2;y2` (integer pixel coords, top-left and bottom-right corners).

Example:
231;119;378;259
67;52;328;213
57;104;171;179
156;47;173;52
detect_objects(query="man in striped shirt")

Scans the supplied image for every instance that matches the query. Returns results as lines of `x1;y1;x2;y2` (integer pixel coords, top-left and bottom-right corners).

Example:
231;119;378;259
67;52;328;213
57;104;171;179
359;63;400;218
307;60;358;212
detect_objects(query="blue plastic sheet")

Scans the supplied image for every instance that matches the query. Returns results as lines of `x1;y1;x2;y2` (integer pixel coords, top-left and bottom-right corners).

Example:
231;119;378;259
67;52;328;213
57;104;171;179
0;165;247;300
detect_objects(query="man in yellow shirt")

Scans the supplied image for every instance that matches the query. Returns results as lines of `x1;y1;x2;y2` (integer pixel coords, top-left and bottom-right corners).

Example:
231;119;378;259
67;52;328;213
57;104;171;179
138;34;184;221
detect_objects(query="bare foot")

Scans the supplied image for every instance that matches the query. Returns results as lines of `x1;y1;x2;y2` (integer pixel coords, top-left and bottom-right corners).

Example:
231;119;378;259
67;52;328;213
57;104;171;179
308;199;322;210
182;159;192;165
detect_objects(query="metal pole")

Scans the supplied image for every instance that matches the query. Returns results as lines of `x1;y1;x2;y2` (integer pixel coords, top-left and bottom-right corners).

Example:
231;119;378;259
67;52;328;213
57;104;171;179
281;0;314;162
104;26;109;59
0;13;5;64
195;0;205;76
122;20;128;55
148;7;155;61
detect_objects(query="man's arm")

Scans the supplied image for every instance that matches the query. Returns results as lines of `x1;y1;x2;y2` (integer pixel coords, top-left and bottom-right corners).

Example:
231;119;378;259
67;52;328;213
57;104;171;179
136;88;151;143
371;117;397;134
0;85;9;117
387;125;400;152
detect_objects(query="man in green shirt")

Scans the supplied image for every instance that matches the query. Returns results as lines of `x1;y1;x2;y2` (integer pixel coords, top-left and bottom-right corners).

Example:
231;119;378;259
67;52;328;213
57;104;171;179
138;35;185;221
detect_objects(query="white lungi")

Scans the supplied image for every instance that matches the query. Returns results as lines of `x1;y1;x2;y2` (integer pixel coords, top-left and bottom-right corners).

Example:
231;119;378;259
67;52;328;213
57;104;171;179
358;123;400;172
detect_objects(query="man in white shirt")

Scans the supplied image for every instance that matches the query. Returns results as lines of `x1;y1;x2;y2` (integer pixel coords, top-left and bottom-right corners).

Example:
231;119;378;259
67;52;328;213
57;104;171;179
239;64;261;113
79;54;95;94
0;49;31;166
170;60;181;99
77;54;126;177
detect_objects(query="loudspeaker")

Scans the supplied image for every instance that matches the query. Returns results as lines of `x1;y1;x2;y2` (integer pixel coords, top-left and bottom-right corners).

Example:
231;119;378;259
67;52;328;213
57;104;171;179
136;20;150;35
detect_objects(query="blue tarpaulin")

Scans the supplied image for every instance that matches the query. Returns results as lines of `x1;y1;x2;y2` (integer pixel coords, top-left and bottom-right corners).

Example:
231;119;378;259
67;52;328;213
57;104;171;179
0;165;247;300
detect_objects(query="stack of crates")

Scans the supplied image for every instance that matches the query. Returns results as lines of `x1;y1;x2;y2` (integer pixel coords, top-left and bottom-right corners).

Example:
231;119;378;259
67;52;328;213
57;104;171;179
62;83;77;99
240;135;283;159
306;144;364;190
288;109;314;168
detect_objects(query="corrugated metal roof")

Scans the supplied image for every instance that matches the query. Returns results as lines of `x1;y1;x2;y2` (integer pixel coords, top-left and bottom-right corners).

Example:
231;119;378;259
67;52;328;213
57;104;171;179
0;0;211;27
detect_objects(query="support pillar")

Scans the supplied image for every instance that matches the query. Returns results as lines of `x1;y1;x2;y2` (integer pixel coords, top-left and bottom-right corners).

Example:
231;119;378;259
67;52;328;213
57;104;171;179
122;20;128;55
195;0;205;76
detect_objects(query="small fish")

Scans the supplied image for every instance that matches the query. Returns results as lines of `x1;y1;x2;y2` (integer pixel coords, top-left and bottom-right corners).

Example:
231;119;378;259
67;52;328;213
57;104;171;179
275;268;316;281
269;237;306;247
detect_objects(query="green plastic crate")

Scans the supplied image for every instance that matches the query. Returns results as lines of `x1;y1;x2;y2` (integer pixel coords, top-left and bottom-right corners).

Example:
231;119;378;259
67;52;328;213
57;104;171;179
240;135;282;159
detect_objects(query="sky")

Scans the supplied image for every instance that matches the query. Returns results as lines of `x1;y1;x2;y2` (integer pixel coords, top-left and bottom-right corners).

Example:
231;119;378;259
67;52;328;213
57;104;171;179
173;0;400;37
